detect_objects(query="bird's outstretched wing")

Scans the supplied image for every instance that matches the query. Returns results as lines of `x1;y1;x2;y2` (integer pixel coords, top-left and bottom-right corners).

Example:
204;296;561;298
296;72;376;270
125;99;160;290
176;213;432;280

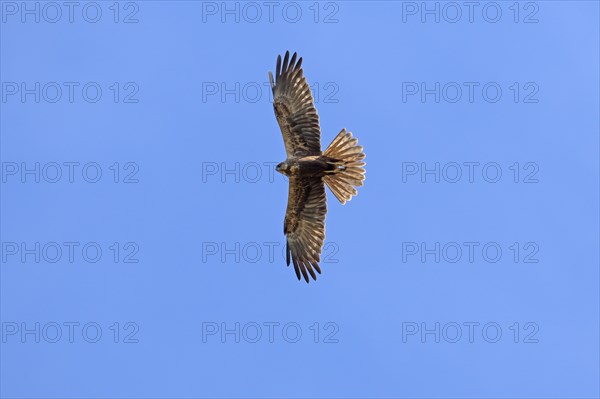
269;51;322;157
284;176;327;282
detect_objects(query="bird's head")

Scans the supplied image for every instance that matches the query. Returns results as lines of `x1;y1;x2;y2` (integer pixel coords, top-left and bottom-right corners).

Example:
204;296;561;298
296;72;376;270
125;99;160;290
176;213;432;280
276;161;289;176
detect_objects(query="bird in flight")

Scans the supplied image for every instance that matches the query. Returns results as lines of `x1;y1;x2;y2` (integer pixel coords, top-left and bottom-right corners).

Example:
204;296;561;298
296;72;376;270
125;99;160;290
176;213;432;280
269;51;366;283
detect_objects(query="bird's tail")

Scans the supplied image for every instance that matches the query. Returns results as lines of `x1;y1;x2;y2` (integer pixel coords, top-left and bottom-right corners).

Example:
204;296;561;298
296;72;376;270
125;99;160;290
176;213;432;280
323;129;366;205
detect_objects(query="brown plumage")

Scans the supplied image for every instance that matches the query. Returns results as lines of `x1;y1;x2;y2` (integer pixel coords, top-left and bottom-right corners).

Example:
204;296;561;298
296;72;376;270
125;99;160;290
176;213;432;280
269;51;366;283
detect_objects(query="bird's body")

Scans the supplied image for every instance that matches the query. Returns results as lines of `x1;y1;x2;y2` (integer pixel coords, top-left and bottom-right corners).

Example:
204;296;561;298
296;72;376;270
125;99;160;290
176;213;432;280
269;51;366;283
276;156;338;178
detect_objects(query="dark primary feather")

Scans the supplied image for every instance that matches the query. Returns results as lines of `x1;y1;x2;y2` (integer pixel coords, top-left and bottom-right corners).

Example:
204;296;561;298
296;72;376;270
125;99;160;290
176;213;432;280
268;51;322;157
284;176;327;283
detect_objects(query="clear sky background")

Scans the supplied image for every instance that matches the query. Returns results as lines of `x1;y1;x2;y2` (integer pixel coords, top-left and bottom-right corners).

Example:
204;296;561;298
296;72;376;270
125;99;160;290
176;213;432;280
1;1;599;398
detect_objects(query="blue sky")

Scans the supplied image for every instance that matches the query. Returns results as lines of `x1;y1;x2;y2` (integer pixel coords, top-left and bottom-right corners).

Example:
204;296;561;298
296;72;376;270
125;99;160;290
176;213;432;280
1;1;599;398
